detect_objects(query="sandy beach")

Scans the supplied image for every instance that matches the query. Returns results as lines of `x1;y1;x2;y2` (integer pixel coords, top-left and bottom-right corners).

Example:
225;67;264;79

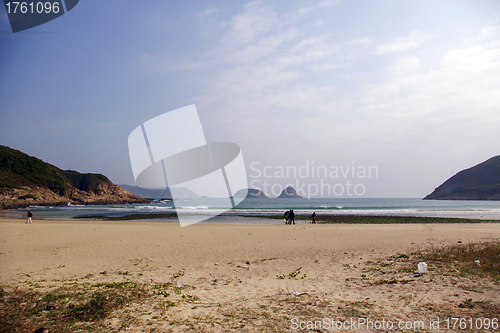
1;217;500;332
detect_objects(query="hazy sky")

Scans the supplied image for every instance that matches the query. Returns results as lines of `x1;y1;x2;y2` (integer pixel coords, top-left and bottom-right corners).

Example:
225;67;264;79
1;0;500;198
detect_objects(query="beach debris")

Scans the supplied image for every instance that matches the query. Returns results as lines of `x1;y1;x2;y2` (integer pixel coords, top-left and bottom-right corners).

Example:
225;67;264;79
288;290;310;296
417;262;428;274
44;305;55;311
121;322;131;330
475;259;481;265
457;240;462;243
176;280;184;288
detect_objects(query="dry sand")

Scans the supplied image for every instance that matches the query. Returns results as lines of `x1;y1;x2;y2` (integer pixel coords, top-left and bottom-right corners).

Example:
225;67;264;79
1;217;500;332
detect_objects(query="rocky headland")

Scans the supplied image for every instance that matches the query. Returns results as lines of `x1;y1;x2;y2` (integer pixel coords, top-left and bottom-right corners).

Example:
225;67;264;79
424;155;500;200
0;145;149;209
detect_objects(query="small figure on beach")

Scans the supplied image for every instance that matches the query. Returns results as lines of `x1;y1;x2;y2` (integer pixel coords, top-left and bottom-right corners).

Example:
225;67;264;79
26;210;33;224
290;209;295;225
283;210;289;224
311;212;316;224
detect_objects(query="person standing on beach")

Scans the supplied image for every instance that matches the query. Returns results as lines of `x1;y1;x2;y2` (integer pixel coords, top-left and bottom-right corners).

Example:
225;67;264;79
26;210;33;224
284;210;289;224
290;209;295;225
311;212;316;224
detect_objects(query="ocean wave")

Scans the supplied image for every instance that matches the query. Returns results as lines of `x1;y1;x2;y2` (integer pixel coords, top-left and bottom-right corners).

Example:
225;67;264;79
180;206;209;210
135;205;174;211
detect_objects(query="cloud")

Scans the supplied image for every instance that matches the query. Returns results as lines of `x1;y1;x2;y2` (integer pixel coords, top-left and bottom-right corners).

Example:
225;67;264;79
375;30;431;55
281;34;339;66
309;62;345;71
387;56;421;75
138;53;215;72
296;6;315;17
227;28;298;64
360;32;500;139
198;20;500;196
441;44;500;72
136;2;500;196
348;37;373;46
222;1;279;45
312;19;323;27
139;1;344;73
318;0;340;7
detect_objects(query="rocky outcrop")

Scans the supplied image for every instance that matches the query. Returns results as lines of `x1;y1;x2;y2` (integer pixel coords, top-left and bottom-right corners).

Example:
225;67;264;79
234;188;268;198
424;155;500;200
0;184;148;209
278;186;303;199
0;145;149;209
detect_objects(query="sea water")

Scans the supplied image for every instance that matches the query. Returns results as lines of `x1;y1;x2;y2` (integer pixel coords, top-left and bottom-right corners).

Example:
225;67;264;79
8;198;500;221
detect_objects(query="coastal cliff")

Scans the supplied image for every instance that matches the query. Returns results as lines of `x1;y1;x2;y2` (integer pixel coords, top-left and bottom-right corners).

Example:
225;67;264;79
424;155;500;200
0;145;149;209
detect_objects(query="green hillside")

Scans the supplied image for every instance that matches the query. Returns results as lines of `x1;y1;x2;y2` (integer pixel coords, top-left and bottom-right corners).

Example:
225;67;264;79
1;145;112;194
424;155;500;200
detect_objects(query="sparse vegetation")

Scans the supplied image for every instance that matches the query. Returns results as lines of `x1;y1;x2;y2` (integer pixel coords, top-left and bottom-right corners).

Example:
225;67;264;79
0;145;70;193
2;241;499;332
17;194;37;200
276;268;306;280
0;278;201;332
412;241;500;281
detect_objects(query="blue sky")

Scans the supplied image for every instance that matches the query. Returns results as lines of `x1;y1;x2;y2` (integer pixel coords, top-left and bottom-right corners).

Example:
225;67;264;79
1;0;500;197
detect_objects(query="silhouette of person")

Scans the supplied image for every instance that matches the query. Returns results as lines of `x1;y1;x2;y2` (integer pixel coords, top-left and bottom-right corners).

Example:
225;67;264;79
26;210;33;224
290;209;295;225
311;212;316;224
284;210;289;224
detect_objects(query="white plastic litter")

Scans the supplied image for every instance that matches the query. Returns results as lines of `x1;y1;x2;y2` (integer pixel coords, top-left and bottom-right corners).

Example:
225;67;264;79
176;280;184;288
288;290;300;295
475;260;481;265
417;262;428;274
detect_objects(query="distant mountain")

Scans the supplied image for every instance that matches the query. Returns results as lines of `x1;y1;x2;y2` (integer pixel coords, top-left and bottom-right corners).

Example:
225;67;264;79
424;155;500;200
119;184;198;199
0;145;148;209
278;186;303;198
234;188;268;198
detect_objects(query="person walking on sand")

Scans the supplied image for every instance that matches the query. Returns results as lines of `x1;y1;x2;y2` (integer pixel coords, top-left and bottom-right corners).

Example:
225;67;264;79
311;212;317;224
26;210;33;224
283;210;289;224
290;209;295;225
